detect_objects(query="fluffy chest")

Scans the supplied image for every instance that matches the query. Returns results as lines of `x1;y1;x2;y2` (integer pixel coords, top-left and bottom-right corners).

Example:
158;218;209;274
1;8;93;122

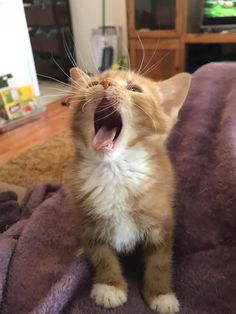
78;148;152;252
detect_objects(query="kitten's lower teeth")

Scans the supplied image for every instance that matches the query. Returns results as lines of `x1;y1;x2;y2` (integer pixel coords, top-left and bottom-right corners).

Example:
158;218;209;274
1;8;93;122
92;126;116;151
105;142;114;150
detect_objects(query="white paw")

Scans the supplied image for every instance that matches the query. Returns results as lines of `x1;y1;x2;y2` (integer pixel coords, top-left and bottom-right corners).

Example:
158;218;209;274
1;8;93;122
150;293;180;314
90;283;127;308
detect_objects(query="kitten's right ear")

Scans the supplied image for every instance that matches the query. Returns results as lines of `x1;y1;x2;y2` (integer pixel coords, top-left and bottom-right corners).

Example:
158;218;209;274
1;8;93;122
157;73;191;125
70;67;89;91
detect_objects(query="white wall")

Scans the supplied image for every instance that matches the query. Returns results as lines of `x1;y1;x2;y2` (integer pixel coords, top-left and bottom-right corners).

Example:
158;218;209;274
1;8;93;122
69;0;128;73
0;0;39;95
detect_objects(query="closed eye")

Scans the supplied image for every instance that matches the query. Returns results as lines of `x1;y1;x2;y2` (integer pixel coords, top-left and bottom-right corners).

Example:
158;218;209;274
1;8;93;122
127;84;143;93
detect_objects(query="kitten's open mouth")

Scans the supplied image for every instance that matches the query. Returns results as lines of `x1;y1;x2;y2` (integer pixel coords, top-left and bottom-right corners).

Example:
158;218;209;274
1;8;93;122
92;97;122;151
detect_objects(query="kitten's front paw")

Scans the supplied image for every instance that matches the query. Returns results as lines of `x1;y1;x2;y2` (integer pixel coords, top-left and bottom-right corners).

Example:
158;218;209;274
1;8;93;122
90;283;127;308
150;293;179;314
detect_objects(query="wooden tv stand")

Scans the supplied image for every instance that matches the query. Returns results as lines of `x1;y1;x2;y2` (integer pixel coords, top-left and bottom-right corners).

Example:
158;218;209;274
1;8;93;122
126;0;236;80
185;33;236;43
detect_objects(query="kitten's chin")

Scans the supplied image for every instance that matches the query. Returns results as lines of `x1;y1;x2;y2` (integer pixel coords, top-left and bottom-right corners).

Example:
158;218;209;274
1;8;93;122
92;97;123;152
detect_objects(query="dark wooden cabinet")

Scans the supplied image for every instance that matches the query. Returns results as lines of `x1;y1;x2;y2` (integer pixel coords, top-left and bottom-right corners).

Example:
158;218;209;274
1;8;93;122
126;0;184;80
129;38;181;81
127;0;236;80
23;0;74;82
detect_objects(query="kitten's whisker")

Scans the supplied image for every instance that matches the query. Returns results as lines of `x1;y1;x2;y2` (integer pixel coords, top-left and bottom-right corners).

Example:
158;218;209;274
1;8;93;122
142;51;171;77
67;30;92;82
64;95;80;105
80;95;114;112
64;36;91;88
67;100;80;106
120;40;130;70
51;54;73;82
94;106;120;123
134;103;157;130
62;29;78;68
81;96;105;112
88;37;101;74
37;74;71;88
40;86;74;95
139;25;161;76
77;67;92;87
61;30;88;88
136;32;145;75
66;30;78;68
139;37;160;76
75;48;93;83
93;103;119;114
38;94;69;98
81;99;93;112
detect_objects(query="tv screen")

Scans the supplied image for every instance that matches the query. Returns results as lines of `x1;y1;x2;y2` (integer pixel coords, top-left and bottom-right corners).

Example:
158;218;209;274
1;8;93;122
202;0;236;28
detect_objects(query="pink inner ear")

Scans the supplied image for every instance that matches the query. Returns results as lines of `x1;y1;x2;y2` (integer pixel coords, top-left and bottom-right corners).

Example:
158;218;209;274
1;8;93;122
162;99;178;115
70;68;80;82
158;73;191;116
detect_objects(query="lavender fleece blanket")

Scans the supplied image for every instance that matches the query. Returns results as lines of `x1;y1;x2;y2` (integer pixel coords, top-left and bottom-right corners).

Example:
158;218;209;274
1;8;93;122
0;63;236;314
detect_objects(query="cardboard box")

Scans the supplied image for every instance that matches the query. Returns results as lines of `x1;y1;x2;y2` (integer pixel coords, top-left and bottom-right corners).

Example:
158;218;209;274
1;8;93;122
0;85;38;121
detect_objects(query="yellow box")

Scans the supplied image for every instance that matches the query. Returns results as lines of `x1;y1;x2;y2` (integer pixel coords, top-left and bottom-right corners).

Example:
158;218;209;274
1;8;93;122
0;85;38;121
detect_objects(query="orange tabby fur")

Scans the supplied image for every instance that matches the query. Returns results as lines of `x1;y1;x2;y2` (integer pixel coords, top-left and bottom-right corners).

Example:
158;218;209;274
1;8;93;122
69;68;191;313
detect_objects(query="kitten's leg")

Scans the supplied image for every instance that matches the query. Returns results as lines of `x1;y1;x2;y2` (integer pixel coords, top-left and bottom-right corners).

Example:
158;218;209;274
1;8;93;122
142;236;179;314
86;244;128;308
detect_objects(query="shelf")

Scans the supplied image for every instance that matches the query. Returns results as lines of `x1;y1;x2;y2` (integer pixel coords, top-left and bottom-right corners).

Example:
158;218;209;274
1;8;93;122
23;0;74;82
127;0;236;79
24;4;69;27
0;108;44;133
34;57;69;80
30;33;62;54
185;33;236;44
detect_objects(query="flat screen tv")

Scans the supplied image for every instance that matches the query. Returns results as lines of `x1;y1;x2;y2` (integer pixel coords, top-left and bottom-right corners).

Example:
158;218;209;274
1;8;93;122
202;0;236;30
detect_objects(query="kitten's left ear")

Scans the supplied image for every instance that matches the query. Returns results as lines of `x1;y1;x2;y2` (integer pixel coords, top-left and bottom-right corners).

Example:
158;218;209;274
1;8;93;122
70;67;90;92
157;73;192;123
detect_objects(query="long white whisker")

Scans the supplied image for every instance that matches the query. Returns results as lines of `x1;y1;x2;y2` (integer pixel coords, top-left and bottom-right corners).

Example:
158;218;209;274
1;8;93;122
38;94;69;98
61;32;92;86
81;95;119;113
121;40;130;70
94;111;119;123
134;103;157;130
88;34;101;74
140;25;161;75
142;51;171;77
94;105;120;123
136;32;145;75
39;86;74;95
37;74;71;88
51;54;85;90
140;41;160;76
81;97;97;112
93;103;119;114
78;67;93;87
81;95;108;112
67;30;91;78
62;29;78;68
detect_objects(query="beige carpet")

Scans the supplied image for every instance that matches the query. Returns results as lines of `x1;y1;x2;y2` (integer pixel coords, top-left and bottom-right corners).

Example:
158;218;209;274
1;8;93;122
0;129;73;187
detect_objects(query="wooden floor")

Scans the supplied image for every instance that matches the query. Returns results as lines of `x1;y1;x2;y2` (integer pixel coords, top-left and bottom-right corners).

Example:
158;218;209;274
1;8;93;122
0;98;70;164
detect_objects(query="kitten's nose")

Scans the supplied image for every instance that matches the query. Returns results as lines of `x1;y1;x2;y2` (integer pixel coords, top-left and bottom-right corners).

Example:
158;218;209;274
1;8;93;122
100;79;112;89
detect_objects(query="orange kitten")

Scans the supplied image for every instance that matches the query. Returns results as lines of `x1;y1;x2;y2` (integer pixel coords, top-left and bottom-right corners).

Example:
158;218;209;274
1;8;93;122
69;68;191;314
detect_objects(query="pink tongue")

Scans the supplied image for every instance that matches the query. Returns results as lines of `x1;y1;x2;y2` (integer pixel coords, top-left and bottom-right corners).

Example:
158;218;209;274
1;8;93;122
92;126;117;151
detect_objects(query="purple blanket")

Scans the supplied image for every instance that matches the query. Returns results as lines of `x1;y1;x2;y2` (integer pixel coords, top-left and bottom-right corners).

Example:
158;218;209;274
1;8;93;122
0;63;236;314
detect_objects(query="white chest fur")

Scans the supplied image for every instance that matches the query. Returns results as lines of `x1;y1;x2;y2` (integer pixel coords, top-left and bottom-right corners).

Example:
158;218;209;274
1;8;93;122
78;147;152;252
